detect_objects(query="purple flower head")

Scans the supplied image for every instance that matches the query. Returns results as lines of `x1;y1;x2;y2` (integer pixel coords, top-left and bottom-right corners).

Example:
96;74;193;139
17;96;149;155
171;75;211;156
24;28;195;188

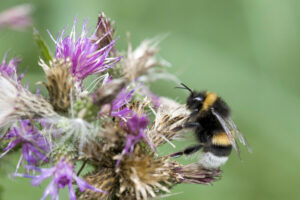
97;77;135;118
116;113;155;166
49;18;121;81
1;119;49;168
30;159;106;200
126;113;149;135
110;87;135;118
0;4;33;30
0;53;22;81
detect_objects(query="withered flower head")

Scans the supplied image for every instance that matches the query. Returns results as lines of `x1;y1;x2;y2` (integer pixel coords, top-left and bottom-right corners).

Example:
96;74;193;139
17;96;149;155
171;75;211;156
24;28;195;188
39;58;76;112
91;12;115;50
0;74;57;126
117;147;173;200
123;39;158;82
174;163;222;185
78;168;116;200
149;97;191;147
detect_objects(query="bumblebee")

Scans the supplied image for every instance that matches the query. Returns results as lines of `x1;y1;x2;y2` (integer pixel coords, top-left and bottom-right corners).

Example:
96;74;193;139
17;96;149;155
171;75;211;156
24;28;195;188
171;83;251;169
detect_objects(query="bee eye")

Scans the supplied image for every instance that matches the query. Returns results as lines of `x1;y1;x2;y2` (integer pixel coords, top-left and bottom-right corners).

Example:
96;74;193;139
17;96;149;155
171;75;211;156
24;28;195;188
193;97;203;102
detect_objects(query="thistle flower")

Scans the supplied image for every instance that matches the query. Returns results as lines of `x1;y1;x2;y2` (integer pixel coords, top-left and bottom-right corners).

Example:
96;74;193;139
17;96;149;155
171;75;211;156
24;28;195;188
49;19;121;81
1;12;227;200
92;78;126;108
30;159;105;200
117;147;174;200
149;97;191;147
39;58;77;112
0;4;33;30
116;113;153;166
1;119;49;168
173;163;221;184
122;38;172;82
0;54;21;81
137;86;161;109
78;168;116;200
0;75;57;126
110;87;135;119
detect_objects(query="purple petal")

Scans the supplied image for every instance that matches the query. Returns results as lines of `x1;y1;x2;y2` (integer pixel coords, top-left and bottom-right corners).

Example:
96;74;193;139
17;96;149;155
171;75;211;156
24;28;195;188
41;181;58;200
68;183;76;200
31;168;55;186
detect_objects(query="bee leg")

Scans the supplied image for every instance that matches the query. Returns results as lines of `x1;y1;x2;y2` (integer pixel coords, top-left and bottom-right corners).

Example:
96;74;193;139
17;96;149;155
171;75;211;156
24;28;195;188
171;122;202;132
170;144;203;158
184;122;202;128
169;151;184;158
190;110;199;117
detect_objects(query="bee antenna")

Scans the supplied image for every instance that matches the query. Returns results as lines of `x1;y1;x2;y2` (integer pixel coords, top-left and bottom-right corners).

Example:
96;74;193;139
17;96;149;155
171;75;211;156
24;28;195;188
175;83;193;93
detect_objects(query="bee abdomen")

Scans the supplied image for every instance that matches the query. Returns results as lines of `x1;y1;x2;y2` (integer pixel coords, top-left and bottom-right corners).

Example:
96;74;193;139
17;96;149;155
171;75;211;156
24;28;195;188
212;132;231;146
207;132;232;157
198;152;229;169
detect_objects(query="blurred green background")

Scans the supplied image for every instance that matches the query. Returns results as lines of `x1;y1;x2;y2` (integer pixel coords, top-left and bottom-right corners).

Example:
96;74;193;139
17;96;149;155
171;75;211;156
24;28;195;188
1;0;300;199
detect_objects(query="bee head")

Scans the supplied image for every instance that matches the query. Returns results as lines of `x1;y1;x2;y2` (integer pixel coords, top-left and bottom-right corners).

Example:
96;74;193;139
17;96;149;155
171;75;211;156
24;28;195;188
176;83;206;111
186;91;206;111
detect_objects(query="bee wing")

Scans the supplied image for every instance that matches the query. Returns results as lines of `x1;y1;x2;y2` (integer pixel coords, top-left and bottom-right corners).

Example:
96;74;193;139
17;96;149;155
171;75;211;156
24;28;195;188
226;117;252;153
212;109;252;156
211;109;240;156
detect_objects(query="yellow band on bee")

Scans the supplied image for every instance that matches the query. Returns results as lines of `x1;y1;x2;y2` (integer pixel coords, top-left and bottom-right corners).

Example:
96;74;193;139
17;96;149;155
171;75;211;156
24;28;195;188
202;92;218;110
212;132;231;146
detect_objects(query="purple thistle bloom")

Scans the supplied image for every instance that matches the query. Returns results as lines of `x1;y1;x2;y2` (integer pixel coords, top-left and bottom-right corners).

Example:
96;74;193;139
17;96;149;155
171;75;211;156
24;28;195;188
0;54;22;81
111;87;135;119
97;76;135;118
0;119;49;168
30;159;106;200
0;4;33;31
116;113;155;166
48;19;121;80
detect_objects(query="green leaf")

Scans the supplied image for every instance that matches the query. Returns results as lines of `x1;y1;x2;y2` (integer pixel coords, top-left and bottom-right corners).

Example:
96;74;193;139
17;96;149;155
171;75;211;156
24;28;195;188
33;27;53;64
